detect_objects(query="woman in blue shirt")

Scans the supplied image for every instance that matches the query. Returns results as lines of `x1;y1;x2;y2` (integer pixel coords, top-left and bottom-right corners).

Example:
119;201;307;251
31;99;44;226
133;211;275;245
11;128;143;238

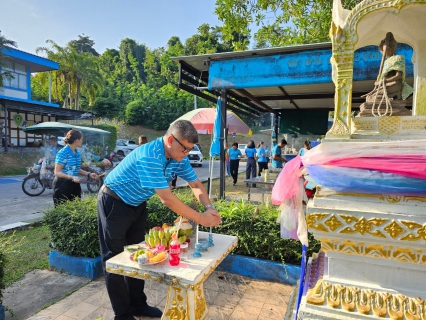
245;140;257;187
257;141;268;176
53;129;99;206
227;142;243;186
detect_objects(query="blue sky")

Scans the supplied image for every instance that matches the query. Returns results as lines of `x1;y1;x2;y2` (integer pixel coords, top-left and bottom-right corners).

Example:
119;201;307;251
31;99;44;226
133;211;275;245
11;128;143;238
2;0;223;55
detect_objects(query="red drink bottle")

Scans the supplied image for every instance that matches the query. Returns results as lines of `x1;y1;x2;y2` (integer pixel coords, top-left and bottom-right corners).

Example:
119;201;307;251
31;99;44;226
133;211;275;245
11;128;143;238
169;233;180;266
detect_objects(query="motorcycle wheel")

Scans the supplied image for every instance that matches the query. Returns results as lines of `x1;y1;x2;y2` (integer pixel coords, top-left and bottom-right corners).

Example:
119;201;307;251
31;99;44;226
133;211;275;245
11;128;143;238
22;175;46;196
87;176;104;193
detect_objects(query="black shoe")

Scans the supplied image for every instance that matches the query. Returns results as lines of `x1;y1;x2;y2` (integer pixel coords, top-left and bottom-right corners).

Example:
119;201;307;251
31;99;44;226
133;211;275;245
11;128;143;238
233;182;236;186
134;306;162;318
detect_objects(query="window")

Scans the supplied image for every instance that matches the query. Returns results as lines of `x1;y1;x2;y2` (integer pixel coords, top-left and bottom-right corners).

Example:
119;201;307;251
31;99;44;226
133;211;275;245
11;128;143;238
1;62;27;90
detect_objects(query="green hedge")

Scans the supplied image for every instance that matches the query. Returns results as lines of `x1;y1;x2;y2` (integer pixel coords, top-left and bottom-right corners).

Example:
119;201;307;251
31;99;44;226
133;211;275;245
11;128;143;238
44;192;320;264
44;196;100;258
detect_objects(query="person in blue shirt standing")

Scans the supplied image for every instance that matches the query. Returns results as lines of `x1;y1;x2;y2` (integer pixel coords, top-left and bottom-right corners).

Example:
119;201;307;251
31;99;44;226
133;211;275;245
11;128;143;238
97;120;222;320
265;145;271;164
298;140;311;157
245;140;257;187
49;136;62;158
53;129;99;206
256;141;268;176
228;142;243;186
271;139;288;169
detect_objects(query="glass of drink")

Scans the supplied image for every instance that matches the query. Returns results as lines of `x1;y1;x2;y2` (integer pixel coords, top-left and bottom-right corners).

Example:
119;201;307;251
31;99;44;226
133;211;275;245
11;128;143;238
180;242;189;261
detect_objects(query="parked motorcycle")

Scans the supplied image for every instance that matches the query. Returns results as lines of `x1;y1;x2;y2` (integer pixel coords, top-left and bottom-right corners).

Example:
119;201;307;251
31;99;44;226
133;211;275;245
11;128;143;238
22;161;104;196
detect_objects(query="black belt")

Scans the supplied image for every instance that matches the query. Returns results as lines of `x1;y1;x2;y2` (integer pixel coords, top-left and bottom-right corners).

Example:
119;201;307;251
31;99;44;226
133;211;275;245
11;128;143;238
101;185;123;202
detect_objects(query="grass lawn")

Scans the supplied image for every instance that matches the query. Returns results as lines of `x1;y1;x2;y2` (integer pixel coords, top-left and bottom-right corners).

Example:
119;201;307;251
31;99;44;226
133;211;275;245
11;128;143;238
3;225;50;287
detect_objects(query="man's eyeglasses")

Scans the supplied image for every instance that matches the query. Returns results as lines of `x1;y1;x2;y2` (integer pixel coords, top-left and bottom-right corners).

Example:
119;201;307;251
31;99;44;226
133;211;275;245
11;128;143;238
171;134;192;154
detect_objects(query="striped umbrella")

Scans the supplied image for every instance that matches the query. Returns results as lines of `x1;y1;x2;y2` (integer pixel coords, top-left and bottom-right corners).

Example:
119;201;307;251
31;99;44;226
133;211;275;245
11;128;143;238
173;108;252;136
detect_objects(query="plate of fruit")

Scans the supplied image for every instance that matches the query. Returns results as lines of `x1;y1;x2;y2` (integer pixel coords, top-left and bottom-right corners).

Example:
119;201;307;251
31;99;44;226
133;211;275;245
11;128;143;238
130;249;168;265
145;221;192;250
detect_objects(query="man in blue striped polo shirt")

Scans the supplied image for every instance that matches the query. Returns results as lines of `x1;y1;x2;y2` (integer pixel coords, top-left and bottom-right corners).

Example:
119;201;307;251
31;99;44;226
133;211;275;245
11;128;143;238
98;120;221;320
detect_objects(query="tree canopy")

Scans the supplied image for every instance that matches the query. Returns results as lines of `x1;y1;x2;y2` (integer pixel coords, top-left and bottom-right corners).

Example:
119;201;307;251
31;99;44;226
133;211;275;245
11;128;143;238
214;0;362;50
27;4;351;131
0;31;17;87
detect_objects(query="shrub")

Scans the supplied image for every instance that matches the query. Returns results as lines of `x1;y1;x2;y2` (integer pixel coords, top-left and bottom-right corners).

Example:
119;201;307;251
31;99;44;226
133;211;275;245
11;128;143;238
44;196;99;258
43;192;320;265
200;199;320;264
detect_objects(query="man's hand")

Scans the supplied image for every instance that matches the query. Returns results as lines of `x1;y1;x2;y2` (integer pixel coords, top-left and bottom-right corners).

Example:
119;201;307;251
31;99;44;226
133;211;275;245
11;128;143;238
88;172;100;180
201;208;222;227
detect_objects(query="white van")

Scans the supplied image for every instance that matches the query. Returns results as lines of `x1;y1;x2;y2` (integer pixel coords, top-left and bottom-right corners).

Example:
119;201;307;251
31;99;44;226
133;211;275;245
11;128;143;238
238;144;247;157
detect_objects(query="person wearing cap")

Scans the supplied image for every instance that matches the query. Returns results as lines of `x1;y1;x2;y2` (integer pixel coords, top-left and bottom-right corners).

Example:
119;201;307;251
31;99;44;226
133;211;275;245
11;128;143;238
97;120;221;319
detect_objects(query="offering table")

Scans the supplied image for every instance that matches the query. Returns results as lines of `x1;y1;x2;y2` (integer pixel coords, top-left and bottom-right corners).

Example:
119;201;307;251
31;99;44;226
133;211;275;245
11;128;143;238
106;231;238;320
244;177;276;202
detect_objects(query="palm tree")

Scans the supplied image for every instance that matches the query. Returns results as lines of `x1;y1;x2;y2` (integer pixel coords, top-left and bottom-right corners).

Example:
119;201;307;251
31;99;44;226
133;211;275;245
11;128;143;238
0;31;17;87
37;40;103;110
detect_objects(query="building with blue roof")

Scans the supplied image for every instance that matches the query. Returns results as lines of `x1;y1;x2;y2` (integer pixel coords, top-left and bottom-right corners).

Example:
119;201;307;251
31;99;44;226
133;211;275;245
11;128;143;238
0;47;88;148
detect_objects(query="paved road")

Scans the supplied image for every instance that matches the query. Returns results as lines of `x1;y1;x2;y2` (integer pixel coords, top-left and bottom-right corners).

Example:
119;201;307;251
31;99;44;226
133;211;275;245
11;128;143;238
0;160;242;231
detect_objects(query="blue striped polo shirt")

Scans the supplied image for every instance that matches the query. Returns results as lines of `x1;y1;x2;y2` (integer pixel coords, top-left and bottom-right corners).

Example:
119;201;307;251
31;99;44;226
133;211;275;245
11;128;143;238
55;145;81;176
105;137;197;206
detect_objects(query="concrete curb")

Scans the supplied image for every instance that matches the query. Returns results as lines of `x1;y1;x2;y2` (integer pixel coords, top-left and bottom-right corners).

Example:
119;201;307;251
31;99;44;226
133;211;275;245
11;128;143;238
217;254;301;285
49;251;103;280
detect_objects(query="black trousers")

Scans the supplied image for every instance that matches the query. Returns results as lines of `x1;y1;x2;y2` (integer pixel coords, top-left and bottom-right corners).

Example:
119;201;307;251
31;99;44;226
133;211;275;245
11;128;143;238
171;176;177;187
97;191;148;319
230;159;240;183
52;177;81;207
258;161;268;176
246;157;257;187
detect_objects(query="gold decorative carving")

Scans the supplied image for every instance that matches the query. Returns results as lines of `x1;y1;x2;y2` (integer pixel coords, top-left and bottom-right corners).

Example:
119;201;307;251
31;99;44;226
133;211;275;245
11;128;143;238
307;213;426;243
352;118;376;131
401;119;426;130
324;216;343;231
164;287;189;320
378;116;401;135
307;213;330;232
400;221;426;242
314;189;426;204
384;220;405;239
194;283;206;320
105;267;164;282
306;279;426;319
320;238;426;264
403;196;426;203
341;217;387;238
386;195;402;203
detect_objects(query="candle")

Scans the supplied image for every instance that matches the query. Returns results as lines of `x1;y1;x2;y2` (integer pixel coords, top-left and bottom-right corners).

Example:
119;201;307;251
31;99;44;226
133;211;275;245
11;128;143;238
196;224;199;243
209;227;212;234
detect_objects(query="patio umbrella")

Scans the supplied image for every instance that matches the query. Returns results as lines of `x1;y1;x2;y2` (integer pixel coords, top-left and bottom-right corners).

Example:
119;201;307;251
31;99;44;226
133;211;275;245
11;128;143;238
173;108;252;136
208;99;224;198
